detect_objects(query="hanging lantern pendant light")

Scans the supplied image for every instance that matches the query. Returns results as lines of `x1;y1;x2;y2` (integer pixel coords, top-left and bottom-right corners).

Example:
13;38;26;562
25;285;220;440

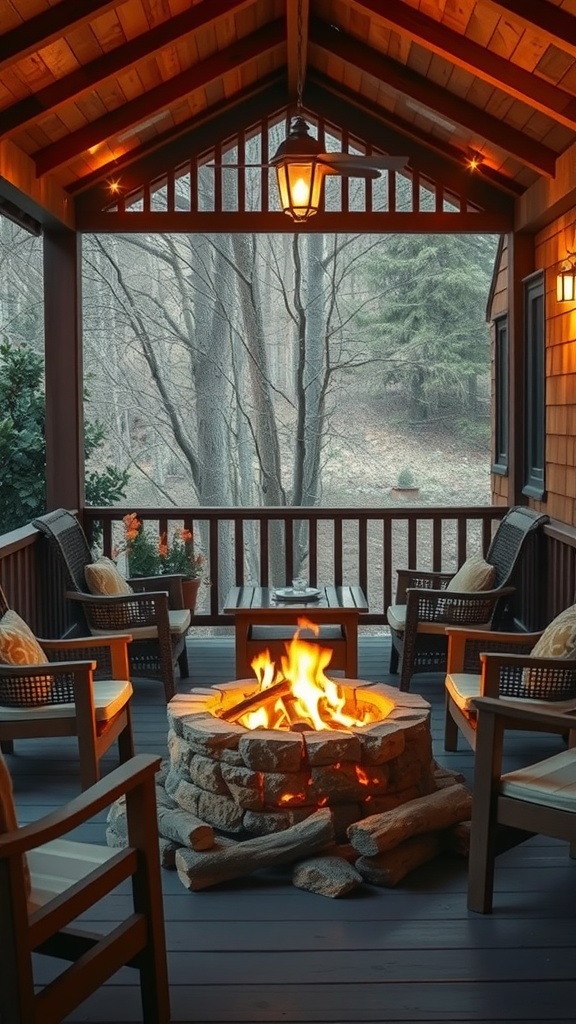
271;116;328;221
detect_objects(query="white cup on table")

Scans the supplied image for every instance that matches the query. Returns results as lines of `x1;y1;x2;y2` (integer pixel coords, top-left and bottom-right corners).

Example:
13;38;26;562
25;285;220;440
292;577;308;594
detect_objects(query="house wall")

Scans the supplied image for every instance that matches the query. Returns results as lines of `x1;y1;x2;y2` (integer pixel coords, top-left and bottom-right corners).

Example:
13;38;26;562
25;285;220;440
489;211;576;527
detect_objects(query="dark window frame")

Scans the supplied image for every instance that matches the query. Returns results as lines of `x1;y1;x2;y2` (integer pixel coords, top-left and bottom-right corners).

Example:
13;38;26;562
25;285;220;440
492;314;508;475
522;272;546;500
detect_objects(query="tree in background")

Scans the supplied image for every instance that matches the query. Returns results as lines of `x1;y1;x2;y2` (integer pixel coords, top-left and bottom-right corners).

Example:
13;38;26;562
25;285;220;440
357;233;497;433
0;342;129;533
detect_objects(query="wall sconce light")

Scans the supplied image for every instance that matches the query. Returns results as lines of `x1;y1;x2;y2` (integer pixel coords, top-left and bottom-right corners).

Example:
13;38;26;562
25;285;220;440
557;250;576;302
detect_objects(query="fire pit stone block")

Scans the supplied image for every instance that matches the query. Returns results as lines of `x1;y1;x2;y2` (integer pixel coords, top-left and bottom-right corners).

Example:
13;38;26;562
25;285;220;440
238;731;305;772
304;731;362;766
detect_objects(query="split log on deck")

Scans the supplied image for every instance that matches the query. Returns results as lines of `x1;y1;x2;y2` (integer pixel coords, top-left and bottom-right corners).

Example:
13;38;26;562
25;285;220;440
216;679;291;722
175;807;335;891
292;855;363;898
347;783;472;856
355;833;443;887
157;804;215;851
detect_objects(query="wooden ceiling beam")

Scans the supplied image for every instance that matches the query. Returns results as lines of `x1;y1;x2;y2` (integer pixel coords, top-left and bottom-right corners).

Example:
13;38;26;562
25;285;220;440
307;75;519;210
35;20;285;177
0;0;257;139
287;0;309;104
484;1;576;60
311;20;556;177
73;79;286;218
0;0;126;75
352;0;576;129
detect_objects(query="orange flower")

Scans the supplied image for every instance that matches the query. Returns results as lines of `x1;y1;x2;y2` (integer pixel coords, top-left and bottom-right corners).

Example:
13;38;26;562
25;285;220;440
157;532;169;558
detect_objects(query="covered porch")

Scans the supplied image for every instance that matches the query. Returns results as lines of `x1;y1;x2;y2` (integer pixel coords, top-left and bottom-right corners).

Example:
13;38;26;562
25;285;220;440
8;640;574;1023
3;1;576;1021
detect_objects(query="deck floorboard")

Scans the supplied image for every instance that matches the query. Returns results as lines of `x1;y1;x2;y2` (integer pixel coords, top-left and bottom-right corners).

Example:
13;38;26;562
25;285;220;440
6;633;575;1023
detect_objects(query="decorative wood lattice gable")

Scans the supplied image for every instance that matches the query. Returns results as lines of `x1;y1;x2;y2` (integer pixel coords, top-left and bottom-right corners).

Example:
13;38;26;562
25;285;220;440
75;102;514;234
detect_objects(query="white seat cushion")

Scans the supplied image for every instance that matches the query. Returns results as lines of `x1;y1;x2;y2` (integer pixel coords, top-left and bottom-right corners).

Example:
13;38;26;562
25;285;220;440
0;679;132;723
501;748;576;811
28;838;119;910
446;672;576;714
90;608;191;641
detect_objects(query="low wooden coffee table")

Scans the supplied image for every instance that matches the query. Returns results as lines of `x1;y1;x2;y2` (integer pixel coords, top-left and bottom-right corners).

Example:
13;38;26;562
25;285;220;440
223;584;368;679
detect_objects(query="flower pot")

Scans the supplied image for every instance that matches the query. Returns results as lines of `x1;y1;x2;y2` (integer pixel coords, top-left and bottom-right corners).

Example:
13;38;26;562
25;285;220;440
182;577;201;613
390;486;420;502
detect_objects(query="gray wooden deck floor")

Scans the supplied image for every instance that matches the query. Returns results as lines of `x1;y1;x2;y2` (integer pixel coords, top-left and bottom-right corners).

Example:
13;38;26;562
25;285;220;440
6;633;576;1023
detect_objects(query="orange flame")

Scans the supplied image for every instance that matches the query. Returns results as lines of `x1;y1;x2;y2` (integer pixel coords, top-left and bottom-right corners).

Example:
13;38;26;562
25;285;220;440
240;618;379;732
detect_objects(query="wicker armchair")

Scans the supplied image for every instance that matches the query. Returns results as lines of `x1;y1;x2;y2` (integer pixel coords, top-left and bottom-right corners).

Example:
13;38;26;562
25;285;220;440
386;506;549;692
444;625;576;752
0;586;134;789
32;509;190;701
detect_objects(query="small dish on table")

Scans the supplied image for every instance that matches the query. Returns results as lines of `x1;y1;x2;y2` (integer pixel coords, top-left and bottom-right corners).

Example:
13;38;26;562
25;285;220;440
273;587;321;602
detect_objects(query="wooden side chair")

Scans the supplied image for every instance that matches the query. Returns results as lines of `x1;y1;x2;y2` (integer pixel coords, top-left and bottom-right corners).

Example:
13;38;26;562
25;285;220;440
468;697;576;914
33;508;191;701
0;586;134;790
0;750;170;1022
386;506;549;692
444;605;576;752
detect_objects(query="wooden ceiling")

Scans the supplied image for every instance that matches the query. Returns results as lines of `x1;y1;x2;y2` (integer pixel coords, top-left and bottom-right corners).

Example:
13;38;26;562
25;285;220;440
1;0;576;227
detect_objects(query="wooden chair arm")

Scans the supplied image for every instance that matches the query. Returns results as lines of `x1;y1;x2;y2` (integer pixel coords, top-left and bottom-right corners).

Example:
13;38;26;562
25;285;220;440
406;585;515;627
128;574;184;608
446;627;542;674
0;754;160;858
473;694;576;731
480;651;576;702
0;659;96;676
39;635;132;679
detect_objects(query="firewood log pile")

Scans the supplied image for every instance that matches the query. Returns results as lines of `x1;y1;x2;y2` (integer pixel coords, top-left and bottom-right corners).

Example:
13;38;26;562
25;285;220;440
106;756;472;897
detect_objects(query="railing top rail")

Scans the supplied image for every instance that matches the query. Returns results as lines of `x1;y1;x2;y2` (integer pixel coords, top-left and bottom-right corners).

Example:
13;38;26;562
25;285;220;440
84;505;506;521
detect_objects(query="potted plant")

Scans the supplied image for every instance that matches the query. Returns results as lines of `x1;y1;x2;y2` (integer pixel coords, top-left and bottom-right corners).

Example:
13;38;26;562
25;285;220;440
118;513;207;612
390;468;420;501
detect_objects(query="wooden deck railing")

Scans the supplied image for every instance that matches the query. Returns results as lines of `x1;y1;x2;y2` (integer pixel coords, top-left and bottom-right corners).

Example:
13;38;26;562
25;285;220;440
0;504;569;639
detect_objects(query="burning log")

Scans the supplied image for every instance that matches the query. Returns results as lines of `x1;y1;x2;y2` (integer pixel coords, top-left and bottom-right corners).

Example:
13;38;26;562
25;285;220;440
175;807;335;890
216;679;291;722
355;833;443;887
347;783;472;856
292;855;363;898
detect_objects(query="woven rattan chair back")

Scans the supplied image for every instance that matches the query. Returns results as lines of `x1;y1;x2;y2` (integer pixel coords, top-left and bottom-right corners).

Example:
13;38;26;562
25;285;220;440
486;506;548;589
32;508;94;592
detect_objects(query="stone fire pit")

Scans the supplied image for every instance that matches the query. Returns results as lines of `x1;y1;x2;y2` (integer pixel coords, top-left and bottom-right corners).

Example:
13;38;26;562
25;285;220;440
165;680;435;839
107;678;472;896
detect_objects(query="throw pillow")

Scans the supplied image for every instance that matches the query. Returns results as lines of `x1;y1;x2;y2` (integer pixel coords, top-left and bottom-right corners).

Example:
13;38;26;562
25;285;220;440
446;552;496;593
85;556;133;596
524;604;576;691
0;609;53;703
